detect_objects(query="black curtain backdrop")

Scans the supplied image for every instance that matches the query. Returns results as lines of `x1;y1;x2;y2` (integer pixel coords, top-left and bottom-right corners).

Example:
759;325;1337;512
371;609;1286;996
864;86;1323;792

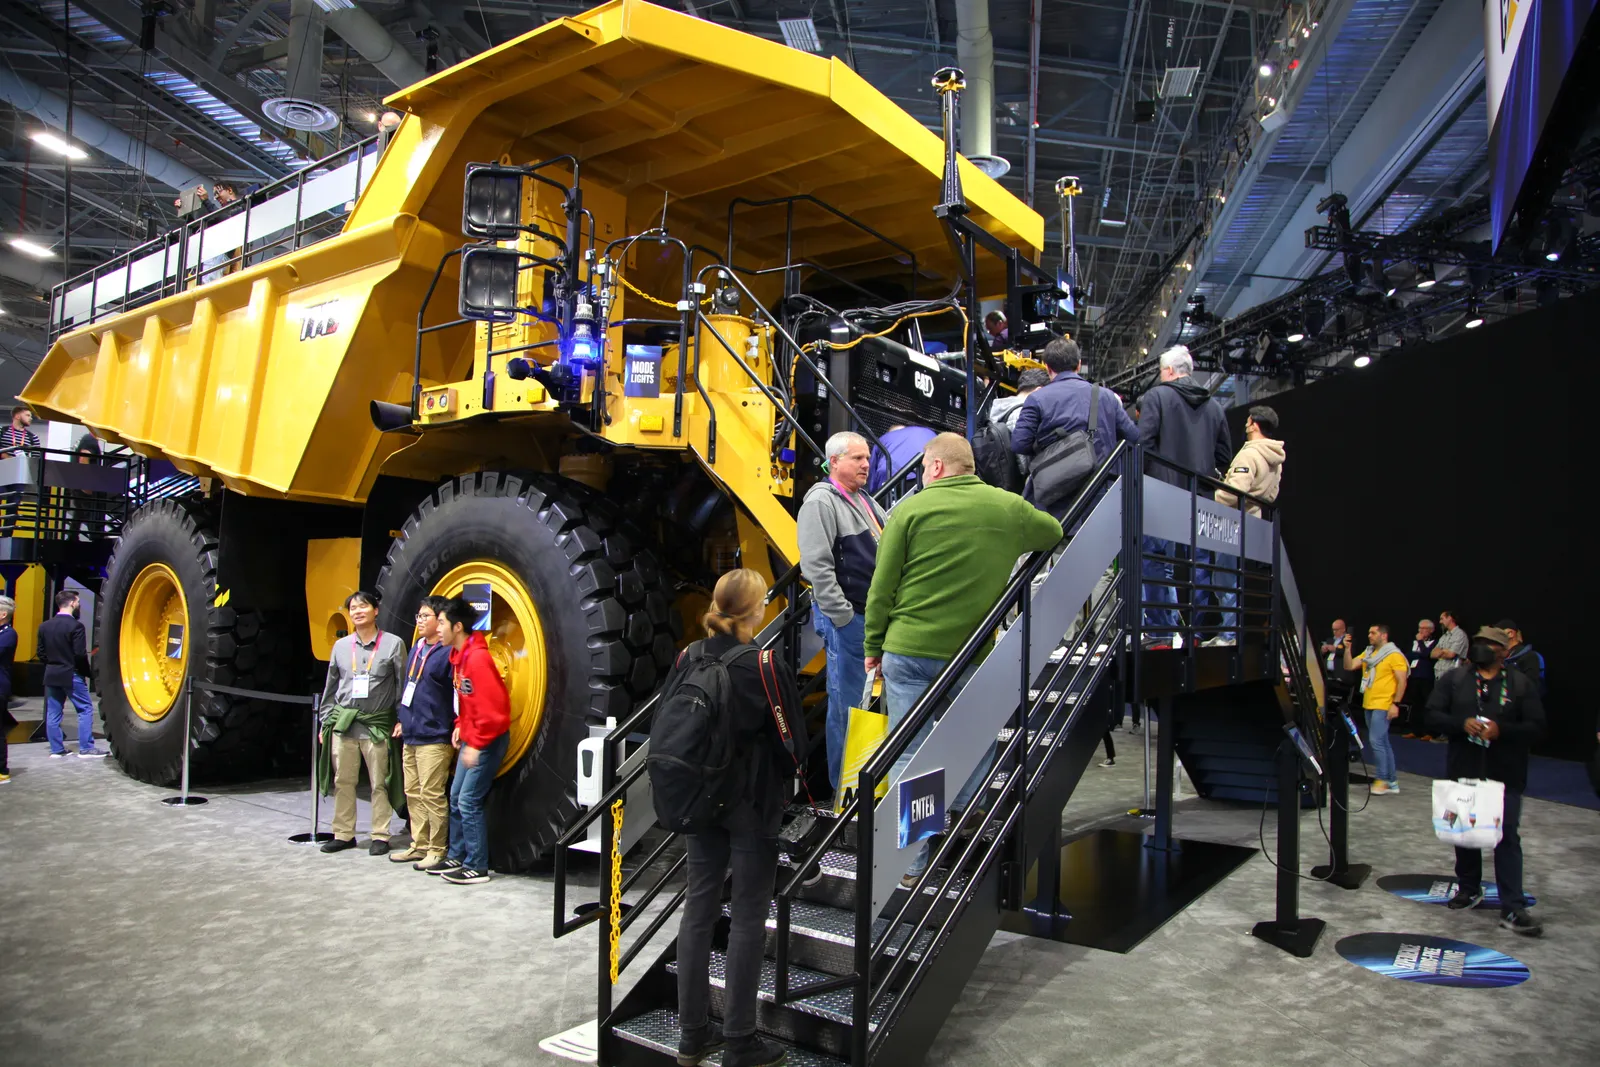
1227;287;1587;758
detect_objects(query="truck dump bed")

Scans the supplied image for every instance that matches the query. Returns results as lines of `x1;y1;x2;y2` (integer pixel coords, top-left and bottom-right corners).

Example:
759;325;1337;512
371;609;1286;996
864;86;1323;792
23;0;1041;504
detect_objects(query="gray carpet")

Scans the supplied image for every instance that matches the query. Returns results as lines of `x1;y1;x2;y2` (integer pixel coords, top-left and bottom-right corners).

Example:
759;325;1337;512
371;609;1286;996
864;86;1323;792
1;730;1595;1067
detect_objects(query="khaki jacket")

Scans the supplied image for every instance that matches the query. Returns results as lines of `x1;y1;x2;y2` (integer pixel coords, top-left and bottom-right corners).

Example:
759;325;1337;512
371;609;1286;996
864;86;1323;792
1214;437;1285;516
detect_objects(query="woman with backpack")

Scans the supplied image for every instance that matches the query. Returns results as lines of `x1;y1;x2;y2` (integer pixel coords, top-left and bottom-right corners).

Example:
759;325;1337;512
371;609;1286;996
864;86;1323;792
668;568;803;1067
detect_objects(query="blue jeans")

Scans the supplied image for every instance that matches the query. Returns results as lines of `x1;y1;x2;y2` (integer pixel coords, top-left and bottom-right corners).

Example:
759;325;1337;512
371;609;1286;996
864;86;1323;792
882;652;992;877
45;676;97;754
1141;537;1179;641
447;731;509;872
1455;788;1525;914
1364;706;1396;786
1194;550;1239;642
814;608;866;791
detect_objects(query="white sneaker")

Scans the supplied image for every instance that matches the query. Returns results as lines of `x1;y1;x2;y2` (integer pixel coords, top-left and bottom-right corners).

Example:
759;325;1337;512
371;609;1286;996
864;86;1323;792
1203;636;1236;647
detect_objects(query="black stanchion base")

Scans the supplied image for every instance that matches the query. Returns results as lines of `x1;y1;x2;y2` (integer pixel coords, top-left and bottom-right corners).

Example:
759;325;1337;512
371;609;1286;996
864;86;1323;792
1310;862;1371;890
1251;917;1326;958
289;831;335;843
161;796;209;806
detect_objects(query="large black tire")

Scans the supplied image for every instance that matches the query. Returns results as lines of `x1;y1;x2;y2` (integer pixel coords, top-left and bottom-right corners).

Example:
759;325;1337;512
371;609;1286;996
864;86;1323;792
375;471;678;871
98;499;298;784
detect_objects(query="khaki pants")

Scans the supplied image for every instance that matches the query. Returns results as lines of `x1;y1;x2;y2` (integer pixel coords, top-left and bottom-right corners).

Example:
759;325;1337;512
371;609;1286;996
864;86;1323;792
331;731;395;842
402;742;454;856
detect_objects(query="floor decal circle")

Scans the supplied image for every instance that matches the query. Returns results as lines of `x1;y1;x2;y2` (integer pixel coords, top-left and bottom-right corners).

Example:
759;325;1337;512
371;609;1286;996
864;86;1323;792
1376;874;1536;910
1334;932;1529;988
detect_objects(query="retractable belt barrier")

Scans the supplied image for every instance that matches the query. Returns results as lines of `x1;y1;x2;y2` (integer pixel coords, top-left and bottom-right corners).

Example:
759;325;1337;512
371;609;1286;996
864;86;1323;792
163;679;329;843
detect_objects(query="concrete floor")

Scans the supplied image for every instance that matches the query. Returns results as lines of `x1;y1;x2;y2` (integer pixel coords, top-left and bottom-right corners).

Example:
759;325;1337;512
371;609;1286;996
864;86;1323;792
1;727;1595;1067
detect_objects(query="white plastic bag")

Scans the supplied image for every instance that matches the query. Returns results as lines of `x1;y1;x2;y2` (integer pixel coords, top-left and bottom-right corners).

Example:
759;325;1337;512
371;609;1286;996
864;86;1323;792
1431;777;1505;850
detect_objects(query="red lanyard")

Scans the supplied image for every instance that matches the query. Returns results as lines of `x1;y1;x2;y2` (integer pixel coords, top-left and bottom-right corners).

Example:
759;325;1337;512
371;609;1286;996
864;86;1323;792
407;642;435;682
830;482;882;538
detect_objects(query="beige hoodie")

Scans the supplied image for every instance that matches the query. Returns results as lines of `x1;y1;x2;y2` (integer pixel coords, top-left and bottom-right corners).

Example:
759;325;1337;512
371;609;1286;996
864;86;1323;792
1215;437;1286;516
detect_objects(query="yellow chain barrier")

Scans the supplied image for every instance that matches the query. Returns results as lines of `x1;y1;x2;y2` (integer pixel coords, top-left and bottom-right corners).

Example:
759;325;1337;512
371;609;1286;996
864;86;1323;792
607;796;624;984
614;272;713;310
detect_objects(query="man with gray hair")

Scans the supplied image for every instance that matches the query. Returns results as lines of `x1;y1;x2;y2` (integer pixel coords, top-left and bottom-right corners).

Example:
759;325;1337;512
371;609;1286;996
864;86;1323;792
799;431;888;792
1138;346;1232;646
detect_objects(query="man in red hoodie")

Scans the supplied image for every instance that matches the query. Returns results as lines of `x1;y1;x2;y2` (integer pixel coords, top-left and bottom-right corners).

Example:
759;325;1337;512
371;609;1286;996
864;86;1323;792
436;596;511;885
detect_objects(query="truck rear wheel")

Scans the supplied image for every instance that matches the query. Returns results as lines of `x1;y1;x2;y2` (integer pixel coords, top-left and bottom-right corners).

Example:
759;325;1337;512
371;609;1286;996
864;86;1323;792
374;471;677;871
98;499;295;784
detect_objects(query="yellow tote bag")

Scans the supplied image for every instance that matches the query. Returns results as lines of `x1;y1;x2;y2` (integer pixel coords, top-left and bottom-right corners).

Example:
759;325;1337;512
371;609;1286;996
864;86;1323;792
835;672;889;814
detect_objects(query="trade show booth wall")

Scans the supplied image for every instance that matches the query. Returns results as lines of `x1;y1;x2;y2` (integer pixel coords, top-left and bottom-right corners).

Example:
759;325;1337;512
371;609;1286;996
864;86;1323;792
1227;287;1583;757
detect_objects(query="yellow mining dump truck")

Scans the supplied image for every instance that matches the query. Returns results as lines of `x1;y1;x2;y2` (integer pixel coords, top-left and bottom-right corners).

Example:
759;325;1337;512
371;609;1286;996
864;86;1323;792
22;0;1051;867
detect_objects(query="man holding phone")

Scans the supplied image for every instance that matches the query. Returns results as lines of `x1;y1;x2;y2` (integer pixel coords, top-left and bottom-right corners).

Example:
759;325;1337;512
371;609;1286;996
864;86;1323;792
1344;623;1408;794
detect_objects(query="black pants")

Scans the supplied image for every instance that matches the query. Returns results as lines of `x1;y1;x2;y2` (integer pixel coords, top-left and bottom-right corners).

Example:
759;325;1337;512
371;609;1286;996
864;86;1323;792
1102;730;1116;760
1455;787;1526;914
678;803;781;1039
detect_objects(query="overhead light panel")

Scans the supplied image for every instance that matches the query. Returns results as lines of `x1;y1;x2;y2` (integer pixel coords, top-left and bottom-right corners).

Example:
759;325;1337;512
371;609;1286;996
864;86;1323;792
9;236;55;259
1159;67;1201;98
29;130;88;160
1353;354;1371;368
313;0;355;11
778;17;822;53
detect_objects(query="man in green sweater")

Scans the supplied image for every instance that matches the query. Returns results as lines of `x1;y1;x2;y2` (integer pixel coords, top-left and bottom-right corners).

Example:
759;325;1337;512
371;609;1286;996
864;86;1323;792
864;433;1063;883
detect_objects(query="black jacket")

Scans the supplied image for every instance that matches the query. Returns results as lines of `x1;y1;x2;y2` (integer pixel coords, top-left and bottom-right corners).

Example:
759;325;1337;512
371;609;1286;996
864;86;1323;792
661;634;807;825
397;640;455;745
1139;376;1233;485
1504;643;1544;694
0;623;16;702
37;613;90;687
1424;667;1545;791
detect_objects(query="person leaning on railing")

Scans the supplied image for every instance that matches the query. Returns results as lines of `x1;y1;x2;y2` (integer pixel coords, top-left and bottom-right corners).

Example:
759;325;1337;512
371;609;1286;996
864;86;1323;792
863;433;1063;888
316;590;407;856
1206;405;1285;646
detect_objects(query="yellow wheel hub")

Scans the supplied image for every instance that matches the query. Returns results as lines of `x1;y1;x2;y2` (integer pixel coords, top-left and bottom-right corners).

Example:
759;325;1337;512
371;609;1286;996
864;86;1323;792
119;563;190;723
430;561;547;776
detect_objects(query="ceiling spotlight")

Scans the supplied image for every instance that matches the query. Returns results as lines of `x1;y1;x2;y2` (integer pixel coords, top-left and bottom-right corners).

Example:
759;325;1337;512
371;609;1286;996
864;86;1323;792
29;130;88;160
1464;297;1485;329
8;235;54;259
1301;26;1312;38
1353;354;1371;368
1286;331;1305;343
1259;62;1275;77
1303;300;1327;337
1415;262;1436;289
363;110;377;123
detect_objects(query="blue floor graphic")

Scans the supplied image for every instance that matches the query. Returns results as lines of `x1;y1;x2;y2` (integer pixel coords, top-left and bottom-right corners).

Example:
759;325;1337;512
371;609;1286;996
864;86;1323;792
1376;873;1536;910
1335;932;1529;988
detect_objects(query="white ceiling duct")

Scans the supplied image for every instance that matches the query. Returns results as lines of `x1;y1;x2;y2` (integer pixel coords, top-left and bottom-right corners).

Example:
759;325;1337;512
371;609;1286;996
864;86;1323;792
264;0;339;132
318;0;428;89
953;0;1009;178
0;66;211;193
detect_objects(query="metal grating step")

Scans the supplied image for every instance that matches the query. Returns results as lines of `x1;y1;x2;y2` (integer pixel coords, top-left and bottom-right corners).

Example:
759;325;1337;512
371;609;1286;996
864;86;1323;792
721;898;939;961
666;952;890;1031
613;1007;848;1067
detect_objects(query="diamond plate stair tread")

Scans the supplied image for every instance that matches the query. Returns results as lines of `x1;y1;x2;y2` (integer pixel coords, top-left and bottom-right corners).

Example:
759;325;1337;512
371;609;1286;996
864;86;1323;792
719;899;938;959
779;848;856;879
666;952;889;1029
613;1008;847;1067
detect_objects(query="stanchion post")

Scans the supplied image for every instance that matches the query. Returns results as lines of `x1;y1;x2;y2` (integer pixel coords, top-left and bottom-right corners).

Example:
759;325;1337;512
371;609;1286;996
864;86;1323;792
289;692;333;844
162;677;209;806
1311;707;1370;888
1251;740;1326;957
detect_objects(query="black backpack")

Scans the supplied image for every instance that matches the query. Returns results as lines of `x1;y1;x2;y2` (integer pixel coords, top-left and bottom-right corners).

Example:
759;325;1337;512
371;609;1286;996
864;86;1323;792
973;418;1023;492
647;641;757;833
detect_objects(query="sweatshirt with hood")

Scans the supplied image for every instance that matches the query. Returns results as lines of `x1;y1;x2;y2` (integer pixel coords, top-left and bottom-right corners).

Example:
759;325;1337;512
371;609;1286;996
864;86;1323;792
798;479;888;627
1139;375;1233;485
1215;437;1286;516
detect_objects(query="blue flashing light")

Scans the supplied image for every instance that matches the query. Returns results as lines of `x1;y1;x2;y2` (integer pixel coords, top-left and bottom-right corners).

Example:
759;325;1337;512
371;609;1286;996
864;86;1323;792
568;336;598;363
779;448;796;464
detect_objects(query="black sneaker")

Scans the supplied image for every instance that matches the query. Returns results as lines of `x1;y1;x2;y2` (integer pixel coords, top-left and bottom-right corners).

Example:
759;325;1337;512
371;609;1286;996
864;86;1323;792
320;837;357;854
1500;909;1543;937
1446;887;1484;911
1099;757;1116;768
368;839;391;857
441;867;492;885
677;1021;724;1066
424;858;463;876
721;1033;787;1067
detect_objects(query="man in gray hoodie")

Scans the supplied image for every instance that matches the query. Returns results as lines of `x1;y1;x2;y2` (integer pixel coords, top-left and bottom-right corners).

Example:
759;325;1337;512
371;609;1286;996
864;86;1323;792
799;431;889;791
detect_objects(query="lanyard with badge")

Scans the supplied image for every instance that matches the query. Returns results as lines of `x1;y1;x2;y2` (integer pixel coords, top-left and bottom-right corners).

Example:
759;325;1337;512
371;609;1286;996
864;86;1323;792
351;636;379;700
1469;673;1510;748
830;482;883;540
402;642;433;708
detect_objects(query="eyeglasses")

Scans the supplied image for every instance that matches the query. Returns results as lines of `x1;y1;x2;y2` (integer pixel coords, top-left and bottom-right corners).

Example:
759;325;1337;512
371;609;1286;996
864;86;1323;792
415;612;435;620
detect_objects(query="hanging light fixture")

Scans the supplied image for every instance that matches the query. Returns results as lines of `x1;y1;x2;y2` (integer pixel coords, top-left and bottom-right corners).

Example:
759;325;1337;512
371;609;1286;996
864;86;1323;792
1464;297;1485;329
1415;262;1437;289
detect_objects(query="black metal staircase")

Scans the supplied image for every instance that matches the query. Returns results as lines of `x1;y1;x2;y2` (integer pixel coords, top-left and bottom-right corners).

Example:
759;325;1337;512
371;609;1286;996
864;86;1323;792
553;441;1317;1066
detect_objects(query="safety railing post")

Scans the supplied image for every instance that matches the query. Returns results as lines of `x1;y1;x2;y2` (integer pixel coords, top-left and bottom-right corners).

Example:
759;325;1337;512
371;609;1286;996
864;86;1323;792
288;692;333;844
161;677;208;806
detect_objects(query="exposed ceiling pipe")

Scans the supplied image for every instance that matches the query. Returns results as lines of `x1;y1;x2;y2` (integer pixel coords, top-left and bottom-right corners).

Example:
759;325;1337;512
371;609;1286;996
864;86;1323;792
264;0;338;131
952;0;1009;177
0;250;65;292
319;1;429;90
0;67;212;194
